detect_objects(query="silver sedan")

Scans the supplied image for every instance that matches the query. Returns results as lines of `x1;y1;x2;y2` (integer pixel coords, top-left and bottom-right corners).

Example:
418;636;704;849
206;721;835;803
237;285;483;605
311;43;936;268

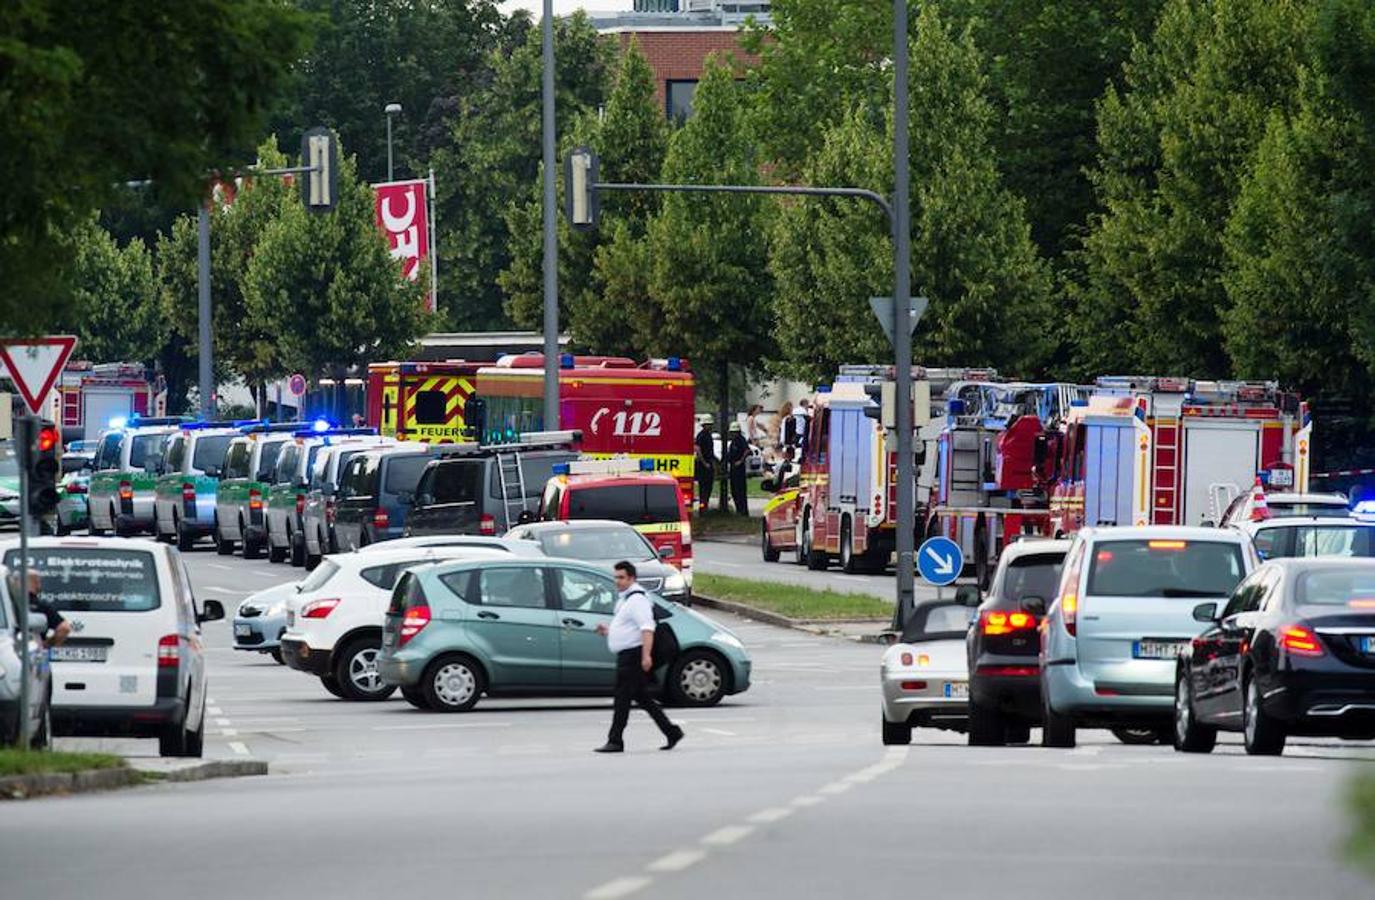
881;598;976;745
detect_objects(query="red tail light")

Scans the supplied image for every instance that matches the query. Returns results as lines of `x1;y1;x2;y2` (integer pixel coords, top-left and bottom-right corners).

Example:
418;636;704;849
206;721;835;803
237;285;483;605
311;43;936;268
181;482;196;502
373;507;390;529
479;514;496;535
981;610;1036;636
66;482;87;495
302;598;341;619
399;604;431;646
296;493;306;515
118;480;133;501
899;680;928;691
977;664;1040;677
1061;593;1078;636
157;634;180;668
249;488;263;511
1278;624;1324;657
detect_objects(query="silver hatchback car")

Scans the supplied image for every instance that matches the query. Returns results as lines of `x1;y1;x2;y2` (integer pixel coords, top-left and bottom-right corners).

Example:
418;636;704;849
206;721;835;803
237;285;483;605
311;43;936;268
1039;526;1256;747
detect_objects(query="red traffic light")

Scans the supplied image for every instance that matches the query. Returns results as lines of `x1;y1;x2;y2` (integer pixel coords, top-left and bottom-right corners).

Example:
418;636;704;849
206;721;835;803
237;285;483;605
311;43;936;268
36;425;59;453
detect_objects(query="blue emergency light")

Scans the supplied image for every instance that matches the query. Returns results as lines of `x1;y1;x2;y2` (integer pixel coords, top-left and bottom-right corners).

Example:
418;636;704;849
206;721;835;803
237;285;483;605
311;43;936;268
311;418;333;433
560;353;575;369
1353;500;1375;522
666;357;682;372
552;462;571;476
108;416;128;429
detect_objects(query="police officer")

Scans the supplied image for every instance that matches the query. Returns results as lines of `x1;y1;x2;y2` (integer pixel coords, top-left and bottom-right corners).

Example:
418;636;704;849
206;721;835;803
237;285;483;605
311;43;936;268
694;416;717;513
726;421;750;516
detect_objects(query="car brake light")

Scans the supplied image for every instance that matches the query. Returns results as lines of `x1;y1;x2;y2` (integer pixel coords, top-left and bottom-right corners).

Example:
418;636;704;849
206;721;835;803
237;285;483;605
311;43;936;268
899;651;930;666
157;634;180;667
399;604;431;646
296;493;306;515
302;598;341;619
66;482;87;495
479;514;496;535
249;488;263;511
1278;624;1324;657
118;480;133;501
1062;593;1078;636
981;610;1036;635
1148;540;1187;550
899;680;927;691
182;482;196;502
373;507;390;529
977;665;1040;677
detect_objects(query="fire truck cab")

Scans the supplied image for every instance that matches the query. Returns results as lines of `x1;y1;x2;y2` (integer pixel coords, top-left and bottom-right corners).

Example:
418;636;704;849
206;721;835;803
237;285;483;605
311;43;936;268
366;360;482;443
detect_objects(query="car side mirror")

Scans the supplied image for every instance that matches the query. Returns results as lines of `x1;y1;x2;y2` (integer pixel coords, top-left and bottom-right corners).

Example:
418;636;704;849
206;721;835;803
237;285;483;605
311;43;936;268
954;584;980;607
1192;602;1219;624
658;546;674;560
415;493;433;508
1021;595;1047;616
199;599;225;623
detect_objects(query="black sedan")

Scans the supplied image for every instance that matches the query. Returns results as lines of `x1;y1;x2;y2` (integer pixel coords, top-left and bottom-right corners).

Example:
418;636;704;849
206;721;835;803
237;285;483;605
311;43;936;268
1174;558;1375;755
966;538;1069;746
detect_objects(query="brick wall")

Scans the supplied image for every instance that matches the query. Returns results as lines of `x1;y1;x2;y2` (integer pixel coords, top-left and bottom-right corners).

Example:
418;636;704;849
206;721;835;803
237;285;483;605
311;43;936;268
611;30;761;111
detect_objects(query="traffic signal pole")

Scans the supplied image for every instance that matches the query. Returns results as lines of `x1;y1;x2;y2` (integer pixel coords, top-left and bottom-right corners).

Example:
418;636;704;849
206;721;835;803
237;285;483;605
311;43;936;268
892;0;916;630
15;416;33;749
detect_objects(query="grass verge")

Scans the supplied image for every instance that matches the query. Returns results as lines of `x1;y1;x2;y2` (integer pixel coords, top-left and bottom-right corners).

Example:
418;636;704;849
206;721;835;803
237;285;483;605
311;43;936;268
692;509;760;536
694;572;891;621
0;748;125;778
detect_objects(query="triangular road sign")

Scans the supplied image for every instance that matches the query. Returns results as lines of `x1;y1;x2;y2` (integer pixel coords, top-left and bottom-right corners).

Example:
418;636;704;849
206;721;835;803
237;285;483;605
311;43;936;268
0;336;77;415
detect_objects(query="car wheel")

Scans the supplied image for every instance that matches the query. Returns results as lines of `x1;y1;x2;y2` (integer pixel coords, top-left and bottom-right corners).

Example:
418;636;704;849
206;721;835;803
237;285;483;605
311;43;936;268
1173;672;1216;753
804;516;829;571
422;655;485;712
401;685;431;710
840;518;859;574
1004;723;1031;745
214;519;234;555
270;648;285;665
881;714;912;746
1242;673;1286;756
157;712;201;758
793;516;808;567
332;638;396;702
1041;684;1076;748
241;518;264;560
183;714;204;758
761;519;780;562
1110;726;1160;745
176;517;196;551
319;674;346;698
669;649;727;706
305;550;321;570
268;537;287;564
967;697;1006;747
289;530;305;567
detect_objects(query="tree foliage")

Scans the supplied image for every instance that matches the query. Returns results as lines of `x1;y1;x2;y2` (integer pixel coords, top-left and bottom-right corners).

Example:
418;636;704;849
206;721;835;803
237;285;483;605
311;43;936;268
57;219;164;365
0;0;311;333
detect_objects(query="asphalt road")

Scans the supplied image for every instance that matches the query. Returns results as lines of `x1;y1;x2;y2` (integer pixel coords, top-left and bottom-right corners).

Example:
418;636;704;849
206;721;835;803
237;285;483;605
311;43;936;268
3;547;1374;900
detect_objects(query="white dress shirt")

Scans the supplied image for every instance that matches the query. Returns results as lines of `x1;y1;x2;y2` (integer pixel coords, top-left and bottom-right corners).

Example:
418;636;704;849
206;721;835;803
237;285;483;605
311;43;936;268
607;586;655;653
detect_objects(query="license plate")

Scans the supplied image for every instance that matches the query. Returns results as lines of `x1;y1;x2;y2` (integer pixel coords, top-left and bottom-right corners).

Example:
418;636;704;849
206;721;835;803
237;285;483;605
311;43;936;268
1360;636;1375;655
234;623;252;637
1268;468;1294;488
943;681;969;699
51;645;108;663
1134;640;1186;660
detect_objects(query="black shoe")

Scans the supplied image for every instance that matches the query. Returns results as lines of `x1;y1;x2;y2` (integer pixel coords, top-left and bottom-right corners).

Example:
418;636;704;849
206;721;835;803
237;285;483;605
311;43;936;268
661;727;684;751
594;742;624;754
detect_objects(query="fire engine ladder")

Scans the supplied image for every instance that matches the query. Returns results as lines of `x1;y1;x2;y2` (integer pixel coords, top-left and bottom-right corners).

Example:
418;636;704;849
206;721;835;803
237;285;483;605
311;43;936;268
496;452;528;532
1154;422;1179;524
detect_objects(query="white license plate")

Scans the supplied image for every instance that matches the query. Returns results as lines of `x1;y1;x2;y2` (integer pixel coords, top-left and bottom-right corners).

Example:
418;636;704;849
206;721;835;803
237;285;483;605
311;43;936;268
1268;468;1294;487
51;645;108;663
943;681;969;699
234;623;252;637
1134;640;1186;660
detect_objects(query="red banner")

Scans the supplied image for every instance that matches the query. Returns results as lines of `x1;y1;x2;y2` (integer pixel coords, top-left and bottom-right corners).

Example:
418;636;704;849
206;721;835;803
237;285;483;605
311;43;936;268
374;179;434;312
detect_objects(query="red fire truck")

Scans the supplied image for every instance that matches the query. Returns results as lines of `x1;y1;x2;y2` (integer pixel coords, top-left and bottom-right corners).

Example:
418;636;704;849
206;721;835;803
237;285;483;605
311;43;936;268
470;354;696;504
365;360;482;442
1041;376;1312;535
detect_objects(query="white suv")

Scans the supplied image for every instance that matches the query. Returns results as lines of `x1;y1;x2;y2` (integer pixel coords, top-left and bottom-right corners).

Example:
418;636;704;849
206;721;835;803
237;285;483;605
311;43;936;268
279;547;506;700
0;537;224;757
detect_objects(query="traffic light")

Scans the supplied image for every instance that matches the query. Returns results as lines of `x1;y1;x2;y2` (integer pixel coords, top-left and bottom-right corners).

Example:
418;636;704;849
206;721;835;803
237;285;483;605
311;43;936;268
300;126;338;213
564;147;599;230
863;381;897;429
16;417;60;515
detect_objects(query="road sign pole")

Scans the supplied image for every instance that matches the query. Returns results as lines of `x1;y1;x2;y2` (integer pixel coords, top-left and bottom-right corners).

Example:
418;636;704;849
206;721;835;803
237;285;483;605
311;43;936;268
16;415;32;749
540;0;559;434
892;0;915;631
197;202;214;420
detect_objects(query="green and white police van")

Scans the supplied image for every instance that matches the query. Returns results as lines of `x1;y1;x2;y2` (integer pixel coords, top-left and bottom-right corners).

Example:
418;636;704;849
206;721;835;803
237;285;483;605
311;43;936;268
265;426;379;566
214;423;301;558
153;423;242;550
87;417;190;536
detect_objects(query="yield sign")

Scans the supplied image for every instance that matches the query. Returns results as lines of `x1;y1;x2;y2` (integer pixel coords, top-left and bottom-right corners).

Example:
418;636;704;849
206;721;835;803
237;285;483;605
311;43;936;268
0;336;77;415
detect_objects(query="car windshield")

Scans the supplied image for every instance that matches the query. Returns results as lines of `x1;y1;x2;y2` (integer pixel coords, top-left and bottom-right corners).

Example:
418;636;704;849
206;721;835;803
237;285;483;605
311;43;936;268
1271;502;1349;518
1086;539;1246;598
567;484;680;525
998;552;1064;603
1295;567;1375;606
1255;524;1375;560
3;548;160;612
256;440;286;480
536;527;655;561
192;434;234;471
0;445;18;478
297;559;339;593
900;602;974;642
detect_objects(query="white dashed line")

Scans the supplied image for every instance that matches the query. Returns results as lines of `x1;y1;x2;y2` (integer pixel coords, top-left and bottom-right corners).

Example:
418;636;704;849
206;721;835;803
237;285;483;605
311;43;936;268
791;794;825;808
370;722;512;732
701;727;736;737
204;586;239;594
701;825;754;846
214;718;232;727
208;564;234;571
746;807;794;824
818;781;853;795
207;707;223;716
646;849;706;873
220;728;238;737
583;876;652;900
228;741;249;755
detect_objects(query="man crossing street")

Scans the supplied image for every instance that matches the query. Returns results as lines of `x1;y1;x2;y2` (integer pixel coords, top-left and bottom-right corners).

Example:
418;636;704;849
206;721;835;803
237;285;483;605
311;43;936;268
594;561;684;753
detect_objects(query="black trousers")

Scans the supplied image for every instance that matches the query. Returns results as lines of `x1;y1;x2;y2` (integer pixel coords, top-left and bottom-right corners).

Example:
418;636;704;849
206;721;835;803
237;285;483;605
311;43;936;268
608;648;675;745
696;464;714;509
729;466;748;515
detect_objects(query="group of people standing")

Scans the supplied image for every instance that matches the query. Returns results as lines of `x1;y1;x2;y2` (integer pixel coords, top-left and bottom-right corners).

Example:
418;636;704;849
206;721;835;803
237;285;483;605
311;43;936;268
692;398;813;515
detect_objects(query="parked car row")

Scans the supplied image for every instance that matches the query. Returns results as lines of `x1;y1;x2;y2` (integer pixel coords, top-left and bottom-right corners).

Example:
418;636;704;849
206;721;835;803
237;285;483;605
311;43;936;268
882;519;1375;757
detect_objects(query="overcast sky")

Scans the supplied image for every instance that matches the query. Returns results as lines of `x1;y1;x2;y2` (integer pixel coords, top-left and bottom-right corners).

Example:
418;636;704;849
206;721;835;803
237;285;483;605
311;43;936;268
499;1;629;16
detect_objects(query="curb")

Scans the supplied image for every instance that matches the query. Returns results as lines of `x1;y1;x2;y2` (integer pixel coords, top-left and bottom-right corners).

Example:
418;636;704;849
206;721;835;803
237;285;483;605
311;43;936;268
0;758;268;801
692;593;894;644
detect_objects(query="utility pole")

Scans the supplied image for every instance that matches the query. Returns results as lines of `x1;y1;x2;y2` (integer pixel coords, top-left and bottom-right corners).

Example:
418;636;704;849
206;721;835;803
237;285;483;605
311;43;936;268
540;0;559;431
891;0;916;628
385;102;402;181
197;202;213;419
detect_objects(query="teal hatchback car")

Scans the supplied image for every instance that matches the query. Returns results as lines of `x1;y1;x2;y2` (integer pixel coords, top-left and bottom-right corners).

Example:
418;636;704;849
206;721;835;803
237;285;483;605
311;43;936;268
378;558;751;712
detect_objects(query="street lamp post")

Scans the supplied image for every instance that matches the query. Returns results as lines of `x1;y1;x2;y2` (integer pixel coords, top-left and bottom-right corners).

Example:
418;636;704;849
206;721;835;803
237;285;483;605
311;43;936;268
384;103;402;182
540;0;559;432
891;0;916;628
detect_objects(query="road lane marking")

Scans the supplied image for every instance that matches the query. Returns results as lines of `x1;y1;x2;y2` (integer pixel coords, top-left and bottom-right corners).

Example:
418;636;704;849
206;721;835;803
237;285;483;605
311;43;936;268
583;876;652;900
371;722;512;732
790;794;824;808
215;718;232;727
818;781;853;795
747;807;794;824
646;849;706;873
207;707;223;716
208;564;234;571
220;728;238;736
204;586;239;594
701;825;754;846
701;728;736;737
228;741;249;755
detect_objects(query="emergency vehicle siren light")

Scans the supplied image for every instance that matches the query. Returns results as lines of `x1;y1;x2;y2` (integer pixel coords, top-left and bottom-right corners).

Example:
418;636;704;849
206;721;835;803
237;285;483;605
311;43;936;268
561;457;649;477
312;418;333;433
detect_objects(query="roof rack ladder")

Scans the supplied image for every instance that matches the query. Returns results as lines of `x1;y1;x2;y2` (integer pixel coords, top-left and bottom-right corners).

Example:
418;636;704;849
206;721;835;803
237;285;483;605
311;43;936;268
497;451;527;532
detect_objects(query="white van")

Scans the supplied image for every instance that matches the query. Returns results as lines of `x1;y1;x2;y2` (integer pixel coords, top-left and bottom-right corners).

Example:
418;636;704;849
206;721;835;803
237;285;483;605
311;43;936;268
0;537;224;757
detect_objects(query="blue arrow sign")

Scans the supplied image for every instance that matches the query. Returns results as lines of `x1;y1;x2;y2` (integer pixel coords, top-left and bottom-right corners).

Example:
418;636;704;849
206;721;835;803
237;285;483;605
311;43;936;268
917;536;963;587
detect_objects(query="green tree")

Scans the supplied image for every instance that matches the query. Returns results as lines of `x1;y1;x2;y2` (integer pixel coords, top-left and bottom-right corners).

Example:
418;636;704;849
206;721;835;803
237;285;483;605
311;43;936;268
500;38;670;354
770;4;1053;381
645;60;774;506
244;147;433;383
1;0;310;333
1071;0;1311;378
430;11;612;329
56;218;164;364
